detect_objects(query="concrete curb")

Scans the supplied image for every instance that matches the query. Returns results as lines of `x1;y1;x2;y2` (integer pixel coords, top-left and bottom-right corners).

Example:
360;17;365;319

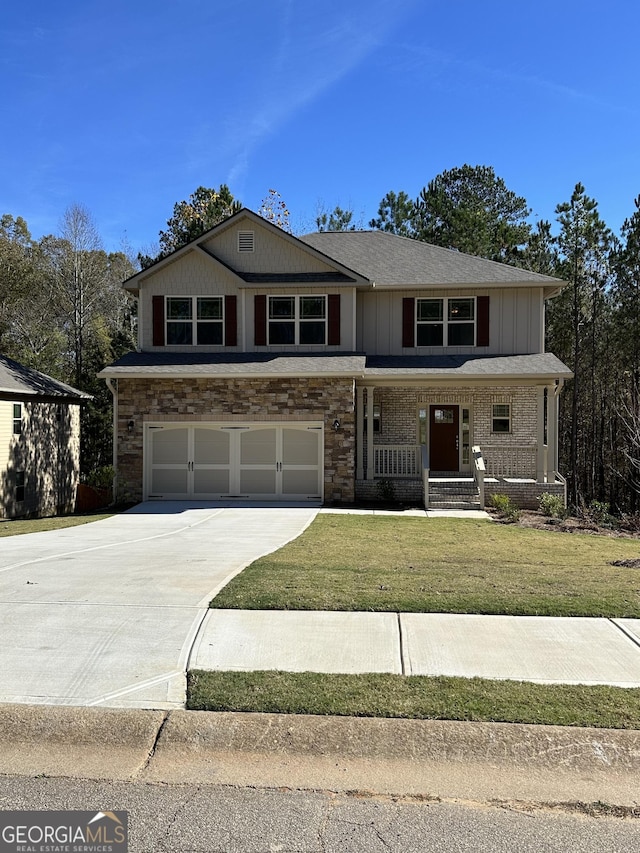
0;704;166;780
1;704;639;804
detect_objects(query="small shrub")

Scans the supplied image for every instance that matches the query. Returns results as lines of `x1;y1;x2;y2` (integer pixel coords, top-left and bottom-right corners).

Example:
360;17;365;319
583;500;615;528
538;492;566;519
620;512;640;533
489;493;521;523
84;466;114;490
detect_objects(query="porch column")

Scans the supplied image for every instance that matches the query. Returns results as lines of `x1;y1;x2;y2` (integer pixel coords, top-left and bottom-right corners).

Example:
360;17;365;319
536;385;546;482
356;385;365;480
366;386;375;480
547;383;558;482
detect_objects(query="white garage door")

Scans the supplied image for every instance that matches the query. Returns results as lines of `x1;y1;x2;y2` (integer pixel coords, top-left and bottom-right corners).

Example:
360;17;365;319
144;422;323;501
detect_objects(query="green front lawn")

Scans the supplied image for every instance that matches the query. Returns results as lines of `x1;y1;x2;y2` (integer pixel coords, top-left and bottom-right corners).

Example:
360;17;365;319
211;515;640;617
0;512;113;537
187;670;640;729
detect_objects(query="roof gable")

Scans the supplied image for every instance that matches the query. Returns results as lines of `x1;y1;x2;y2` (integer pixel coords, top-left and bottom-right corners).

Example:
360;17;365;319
125;209;369;293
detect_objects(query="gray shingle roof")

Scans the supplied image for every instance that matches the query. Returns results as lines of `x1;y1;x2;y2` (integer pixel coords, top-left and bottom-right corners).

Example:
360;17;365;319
99;351;571;381
299;231;563;289
0;354;91;399
365;353;572;379
99;352;367;378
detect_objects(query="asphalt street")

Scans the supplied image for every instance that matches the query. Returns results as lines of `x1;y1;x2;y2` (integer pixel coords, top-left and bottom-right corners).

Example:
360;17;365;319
0;775;638;853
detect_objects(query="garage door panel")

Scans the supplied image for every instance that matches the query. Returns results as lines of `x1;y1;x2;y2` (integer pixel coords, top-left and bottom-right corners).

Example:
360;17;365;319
152;468;189;494
194;469;230;495
240;469;277;494
282;428;319;465
282;469;319;495
194;428;230;465
152;428;188;465
240;429;276;465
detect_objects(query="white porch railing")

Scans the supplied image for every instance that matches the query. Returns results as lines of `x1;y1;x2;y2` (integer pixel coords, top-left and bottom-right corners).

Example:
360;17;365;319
482;445;537;478
374;444;422;478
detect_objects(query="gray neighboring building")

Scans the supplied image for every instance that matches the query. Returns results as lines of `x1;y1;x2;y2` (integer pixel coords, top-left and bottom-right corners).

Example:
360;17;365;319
0;355;90;518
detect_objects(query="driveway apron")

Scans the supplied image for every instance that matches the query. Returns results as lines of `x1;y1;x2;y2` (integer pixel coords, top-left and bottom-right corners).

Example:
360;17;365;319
0;502;318;709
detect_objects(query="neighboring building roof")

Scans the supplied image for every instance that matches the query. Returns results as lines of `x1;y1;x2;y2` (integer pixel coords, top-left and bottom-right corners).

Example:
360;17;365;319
99;351;571;382
364;353;573;380
98;351;367;379
300;231;564;292
0;354;91;400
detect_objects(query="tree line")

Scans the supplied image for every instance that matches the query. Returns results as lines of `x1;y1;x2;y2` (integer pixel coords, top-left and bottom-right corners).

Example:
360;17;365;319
1;169;639;514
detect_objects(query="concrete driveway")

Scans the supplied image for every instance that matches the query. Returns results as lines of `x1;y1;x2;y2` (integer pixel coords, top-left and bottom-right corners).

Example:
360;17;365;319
0;502;318;709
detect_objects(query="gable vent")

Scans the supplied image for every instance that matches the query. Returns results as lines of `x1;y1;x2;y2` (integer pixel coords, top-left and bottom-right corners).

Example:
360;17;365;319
238;230;254;252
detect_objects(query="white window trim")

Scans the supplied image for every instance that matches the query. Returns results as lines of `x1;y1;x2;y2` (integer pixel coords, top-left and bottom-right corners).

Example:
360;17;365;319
165;296;224;346
416;296;477;347
267;294;327;346
12;403;22;435
492;403;512;434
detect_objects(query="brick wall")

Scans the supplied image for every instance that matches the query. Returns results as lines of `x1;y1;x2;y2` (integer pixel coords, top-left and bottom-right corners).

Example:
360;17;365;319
367;384;541;477
485;480;566;510
116;376;355;504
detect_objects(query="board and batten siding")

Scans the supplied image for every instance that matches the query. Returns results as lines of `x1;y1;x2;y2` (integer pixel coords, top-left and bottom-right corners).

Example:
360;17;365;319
200;223;338;276
140;250;242;351
356;288;545;355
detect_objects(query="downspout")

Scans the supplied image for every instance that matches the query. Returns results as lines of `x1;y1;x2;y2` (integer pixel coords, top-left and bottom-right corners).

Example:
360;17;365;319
105;377;118;504
555;378;565;503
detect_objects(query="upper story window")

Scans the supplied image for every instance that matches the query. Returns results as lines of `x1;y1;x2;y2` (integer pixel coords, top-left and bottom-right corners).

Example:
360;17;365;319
268;295;327;345
416;297;475;346
12;403;22;435
166;297;223;345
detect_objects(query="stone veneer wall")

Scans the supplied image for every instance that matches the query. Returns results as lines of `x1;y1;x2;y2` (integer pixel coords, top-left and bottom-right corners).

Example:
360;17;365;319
116;376;356;504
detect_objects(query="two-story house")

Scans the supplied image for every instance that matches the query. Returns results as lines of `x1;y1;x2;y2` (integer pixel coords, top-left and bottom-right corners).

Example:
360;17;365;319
99;208;572;509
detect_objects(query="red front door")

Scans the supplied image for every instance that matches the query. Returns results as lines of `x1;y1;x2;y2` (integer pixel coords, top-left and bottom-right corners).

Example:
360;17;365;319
429;405;459;471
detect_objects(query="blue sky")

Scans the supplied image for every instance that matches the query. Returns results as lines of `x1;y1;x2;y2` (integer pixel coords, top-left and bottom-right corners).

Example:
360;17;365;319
2;0;639;254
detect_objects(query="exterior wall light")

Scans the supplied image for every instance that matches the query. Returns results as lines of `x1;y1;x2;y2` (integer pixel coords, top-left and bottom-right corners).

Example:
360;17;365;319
333;419;341;431
127;420;135;434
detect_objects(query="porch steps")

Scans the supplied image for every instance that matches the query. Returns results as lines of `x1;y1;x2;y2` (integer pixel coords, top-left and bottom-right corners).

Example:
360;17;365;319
427;477;481;510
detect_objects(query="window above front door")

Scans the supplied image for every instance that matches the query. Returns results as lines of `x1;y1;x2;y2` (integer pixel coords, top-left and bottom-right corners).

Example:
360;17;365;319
416;297;475;346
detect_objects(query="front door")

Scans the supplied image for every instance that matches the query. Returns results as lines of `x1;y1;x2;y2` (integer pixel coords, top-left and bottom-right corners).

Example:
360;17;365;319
429;405;459;471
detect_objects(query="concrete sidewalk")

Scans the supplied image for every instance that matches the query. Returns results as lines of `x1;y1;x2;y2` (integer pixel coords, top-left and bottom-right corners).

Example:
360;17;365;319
192;610;640;687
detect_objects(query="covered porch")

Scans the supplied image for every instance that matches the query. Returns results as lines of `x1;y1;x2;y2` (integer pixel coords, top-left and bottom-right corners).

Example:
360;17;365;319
354;367;569;510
